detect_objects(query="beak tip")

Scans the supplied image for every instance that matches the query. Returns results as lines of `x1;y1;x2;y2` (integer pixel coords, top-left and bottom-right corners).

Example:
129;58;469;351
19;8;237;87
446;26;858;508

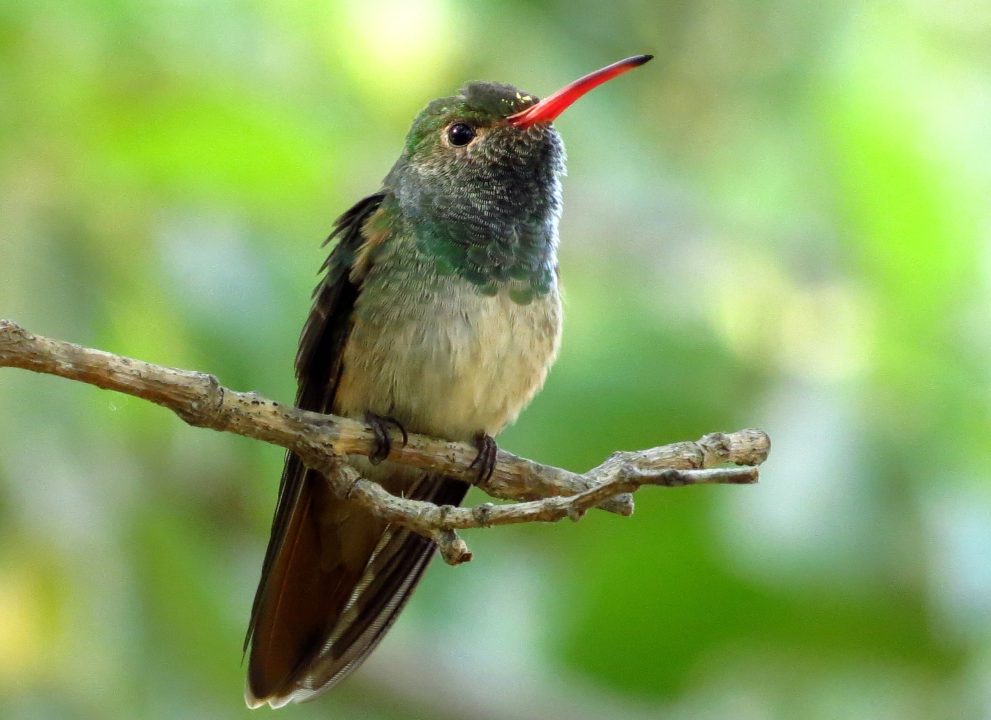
507;53;653;128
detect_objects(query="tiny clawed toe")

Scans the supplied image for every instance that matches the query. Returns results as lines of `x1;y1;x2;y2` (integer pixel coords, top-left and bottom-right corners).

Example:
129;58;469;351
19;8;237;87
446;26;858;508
382;415;409;448
366;413;408;464
469;433;498;485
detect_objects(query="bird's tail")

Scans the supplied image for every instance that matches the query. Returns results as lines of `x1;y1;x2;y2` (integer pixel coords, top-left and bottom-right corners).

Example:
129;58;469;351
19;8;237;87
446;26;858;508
245;456;468;708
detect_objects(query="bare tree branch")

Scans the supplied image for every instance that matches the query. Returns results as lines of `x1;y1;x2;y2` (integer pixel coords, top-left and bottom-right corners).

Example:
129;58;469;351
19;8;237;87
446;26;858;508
0;319;770;564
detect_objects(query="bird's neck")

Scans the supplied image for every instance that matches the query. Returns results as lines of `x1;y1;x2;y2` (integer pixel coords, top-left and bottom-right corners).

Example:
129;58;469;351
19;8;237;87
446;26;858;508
387;185;561;305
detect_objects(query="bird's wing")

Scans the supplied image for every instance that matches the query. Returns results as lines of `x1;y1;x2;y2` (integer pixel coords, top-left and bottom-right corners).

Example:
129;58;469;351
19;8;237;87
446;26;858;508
245;192;382;702
244;192;468;707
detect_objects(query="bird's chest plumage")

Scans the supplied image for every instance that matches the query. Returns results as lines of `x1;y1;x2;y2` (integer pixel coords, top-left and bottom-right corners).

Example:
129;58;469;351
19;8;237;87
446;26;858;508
334;241;561;441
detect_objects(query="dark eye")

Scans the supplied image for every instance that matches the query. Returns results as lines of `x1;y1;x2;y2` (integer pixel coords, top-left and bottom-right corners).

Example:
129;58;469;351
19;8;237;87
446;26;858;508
447;122;476;147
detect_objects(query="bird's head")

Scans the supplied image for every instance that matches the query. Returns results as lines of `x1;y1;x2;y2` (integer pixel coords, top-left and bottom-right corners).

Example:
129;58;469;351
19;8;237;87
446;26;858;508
384;55;652;299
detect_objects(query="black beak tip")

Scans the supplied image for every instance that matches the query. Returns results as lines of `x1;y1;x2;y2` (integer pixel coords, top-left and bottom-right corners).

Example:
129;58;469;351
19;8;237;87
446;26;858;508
634;54;654;66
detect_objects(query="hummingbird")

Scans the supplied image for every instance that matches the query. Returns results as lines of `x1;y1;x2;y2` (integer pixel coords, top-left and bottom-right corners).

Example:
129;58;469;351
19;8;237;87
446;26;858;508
244;54;652;708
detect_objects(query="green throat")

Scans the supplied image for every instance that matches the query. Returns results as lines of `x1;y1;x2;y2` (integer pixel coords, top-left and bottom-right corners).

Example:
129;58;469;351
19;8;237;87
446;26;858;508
410;211;557;305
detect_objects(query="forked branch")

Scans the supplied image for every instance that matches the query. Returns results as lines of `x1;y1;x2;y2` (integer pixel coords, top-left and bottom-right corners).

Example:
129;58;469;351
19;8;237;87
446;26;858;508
0;319;770;564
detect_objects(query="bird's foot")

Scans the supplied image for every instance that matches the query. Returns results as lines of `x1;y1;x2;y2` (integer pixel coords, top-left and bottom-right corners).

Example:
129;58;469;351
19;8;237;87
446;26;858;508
365;413;409;465
468;433;498;485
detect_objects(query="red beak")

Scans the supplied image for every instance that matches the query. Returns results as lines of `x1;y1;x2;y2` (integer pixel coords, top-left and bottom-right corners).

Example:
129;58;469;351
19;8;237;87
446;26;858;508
507;54;653;128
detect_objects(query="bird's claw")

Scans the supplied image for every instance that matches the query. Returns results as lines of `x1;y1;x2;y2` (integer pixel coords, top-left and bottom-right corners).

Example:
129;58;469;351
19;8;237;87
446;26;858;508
468;433;497;485
366;413;408;464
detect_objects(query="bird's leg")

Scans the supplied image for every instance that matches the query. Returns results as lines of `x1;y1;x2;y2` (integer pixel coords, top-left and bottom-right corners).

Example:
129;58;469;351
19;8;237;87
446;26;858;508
468;432;498;484
365;413;409;465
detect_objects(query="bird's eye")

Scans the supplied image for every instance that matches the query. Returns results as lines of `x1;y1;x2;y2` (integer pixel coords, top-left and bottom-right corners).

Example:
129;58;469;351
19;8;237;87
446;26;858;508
447;122;476;147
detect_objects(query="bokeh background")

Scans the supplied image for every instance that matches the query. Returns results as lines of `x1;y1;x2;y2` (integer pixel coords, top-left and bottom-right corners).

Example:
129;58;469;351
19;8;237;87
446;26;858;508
2;1;990;718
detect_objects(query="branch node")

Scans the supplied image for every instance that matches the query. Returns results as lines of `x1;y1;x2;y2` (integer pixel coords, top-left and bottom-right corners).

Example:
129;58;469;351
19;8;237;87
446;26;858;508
698;432;731;465
472;503;496;527
435;530;472;565
436;504;456;526
617;464;643;485
660;468;688;487
0;319;29;343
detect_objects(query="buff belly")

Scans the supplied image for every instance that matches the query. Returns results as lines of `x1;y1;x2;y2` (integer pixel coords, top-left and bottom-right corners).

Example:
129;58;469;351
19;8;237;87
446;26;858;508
334;264;562;445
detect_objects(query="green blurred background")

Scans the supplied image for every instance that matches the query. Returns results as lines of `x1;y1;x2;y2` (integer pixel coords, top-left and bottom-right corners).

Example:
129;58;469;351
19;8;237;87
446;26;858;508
2;1;990;718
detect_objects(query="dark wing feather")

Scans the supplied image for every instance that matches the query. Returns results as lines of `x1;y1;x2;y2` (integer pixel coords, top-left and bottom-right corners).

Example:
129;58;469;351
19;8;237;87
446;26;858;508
246;192;384;643
288;475;468;702
245;192;469;707
245;192;383;702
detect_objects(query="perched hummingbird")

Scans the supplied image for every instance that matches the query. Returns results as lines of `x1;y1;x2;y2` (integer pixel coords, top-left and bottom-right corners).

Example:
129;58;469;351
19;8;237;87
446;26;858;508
245;55;652;708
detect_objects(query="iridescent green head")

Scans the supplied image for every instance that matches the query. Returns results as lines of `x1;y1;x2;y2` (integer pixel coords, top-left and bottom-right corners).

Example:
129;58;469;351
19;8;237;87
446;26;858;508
383;55;652;303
